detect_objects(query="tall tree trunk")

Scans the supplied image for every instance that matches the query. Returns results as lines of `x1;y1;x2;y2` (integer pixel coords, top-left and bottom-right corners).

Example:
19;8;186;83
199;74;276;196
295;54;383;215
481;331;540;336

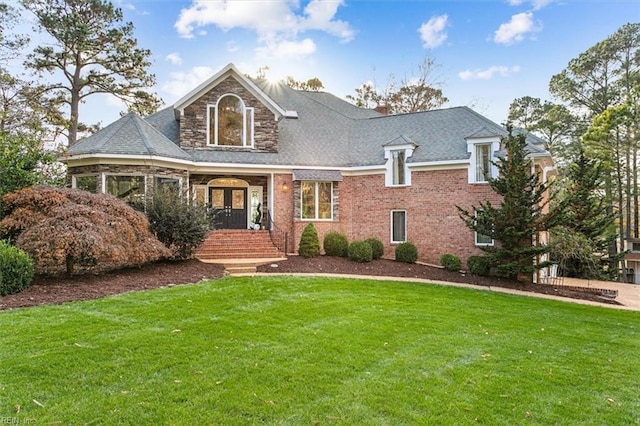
615;133;627;282
633;125;639;238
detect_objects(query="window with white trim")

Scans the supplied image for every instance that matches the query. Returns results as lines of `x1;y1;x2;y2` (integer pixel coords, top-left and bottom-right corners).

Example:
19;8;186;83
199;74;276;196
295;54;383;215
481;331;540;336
73;175;98;193
105;175;145;204
467;137;499;184
301;181;333;220
475;144;491;182
384;143;415;187
391;210;407;243
208;94;254;147
474;209;494;246
391;150;406;185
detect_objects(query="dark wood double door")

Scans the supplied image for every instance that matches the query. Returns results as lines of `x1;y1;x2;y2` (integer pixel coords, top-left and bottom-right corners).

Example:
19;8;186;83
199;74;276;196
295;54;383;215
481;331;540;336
210;187;247;229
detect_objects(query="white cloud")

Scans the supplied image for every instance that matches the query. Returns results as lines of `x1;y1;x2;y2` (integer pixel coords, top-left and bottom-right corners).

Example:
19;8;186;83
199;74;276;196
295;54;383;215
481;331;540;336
256;37;317;59
458;65;521;80
165;53;182;65
174;0;353;59
161;66;215;101
493;12;541;45
418;14;448;48
507;0;553;10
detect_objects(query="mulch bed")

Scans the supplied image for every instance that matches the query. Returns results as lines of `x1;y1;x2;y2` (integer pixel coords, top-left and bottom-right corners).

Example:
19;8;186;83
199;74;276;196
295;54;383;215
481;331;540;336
1;256;620;311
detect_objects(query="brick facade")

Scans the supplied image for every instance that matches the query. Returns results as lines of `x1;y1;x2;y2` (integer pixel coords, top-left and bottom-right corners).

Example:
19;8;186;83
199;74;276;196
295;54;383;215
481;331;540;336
288;169;501;266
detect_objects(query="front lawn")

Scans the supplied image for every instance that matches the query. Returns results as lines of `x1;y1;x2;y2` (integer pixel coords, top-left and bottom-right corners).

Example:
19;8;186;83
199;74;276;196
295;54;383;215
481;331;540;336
1;276;639;424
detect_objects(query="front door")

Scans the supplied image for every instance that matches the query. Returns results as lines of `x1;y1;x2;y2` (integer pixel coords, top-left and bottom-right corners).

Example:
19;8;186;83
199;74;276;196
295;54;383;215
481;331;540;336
210;187;247;229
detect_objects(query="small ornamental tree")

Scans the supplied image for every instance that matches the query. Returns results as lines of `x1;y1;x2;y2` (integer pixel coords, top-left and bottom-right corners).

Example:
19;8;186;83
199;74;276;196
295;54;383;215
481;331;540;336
457;126;567;282
145;186;209;259
298;223;320;258
0;185;170;276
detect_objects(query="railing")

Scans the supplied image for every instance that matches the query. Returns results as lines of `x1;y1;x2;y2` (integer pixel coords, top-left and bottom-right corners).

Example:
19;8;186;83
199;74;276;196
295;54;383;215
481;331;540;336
266;209;288;255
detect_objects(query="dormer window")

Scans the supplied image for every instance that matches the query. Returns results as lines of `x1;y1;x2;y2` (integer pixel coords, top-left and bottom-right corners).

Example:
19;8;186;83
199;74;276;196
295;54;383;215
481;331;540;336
383;138;416;187
475;144;491;182
467;136;500;184
391;150;406;185
208;94;254;147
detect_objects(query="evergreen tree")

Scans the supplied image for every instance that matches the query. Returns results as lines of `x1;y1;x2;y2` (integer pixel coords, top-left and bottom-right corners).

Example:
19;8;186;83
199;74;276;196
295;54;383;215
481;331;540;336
458;127;567;282
553;149;620;279
22;0;162;146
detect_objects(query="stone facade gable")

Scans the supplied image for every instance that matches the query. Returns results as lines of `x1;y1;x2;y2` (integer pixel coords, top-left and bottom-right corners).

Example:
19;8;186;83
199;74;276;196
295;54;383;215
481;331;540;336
179;76;278;152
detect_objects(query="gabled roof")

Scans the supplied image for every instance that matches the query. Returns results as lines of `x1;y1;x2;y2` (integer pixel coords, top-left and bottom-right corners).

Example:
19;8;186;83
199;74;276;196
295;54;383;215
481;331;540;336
65;65;552;169
383;134;418;148
67;113;191;161
173;63;287;119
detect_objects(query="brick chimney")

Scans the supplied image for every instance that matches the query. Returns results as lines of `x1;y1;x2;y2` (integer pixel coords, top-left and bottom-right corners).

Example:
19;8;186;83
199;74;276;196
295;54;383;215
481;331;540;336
373;105;388;115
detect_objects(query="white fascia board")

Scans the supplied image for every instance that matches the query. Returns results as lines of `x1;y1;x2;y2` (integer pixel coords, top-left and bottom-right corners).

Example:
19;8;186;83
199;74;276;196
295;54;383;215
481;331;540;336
409;159;469;171
173;63;286;119
64;154;193;168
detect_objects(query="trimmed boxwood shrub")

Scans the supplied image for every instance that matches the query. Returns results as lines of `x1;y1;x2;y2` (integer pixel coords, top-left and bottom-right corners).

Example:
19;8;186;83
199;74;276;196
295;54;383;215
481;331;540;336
440;253;462;272
298;223;320;258
395;241;418;263
323;231;349;257
348;240;373;263
0;240;35;296
467;255;491;276
365;237;384;260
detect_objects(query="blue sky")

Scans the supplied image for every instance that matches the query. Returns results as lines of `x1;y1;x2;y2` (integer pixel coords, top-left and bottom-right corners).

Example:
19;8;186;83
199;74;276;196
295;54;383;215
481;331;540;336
36;0;640;127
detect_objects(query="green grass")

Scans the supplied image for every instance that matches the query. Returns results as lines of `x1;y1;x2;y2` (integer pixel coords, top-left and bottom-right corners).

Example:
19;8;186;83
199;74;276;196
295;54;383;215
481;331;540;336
1;276;639;425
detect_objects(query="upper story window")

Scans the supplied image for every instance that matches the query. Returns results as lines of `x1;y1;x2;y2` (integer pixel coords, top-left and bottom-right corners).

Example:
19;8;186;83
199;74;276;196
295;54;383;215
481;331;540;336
391;150;406;185
208;94;254;147
384;140;416;187
467;137;499;184
475;144;491;182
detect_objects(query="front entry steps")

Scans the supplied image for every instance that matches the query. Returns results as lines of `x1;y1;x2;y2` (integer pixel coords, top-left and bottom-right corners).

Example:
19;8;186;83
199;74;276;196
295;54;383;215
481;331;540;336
199;258;285;275
195;230;286;274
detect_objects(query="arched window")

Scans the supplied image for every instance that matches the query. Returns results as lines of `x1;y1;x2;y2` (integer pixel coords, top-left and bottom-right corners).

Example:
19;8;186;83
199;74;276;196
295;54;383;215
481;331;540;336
208;94;254;147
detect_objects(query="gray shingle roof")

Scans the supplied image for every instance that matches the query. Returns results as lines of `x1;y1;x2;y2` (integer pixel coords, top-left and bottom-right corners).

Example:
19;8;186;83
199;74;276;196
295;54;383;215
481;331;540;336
67;74;550;169
69;113;191;161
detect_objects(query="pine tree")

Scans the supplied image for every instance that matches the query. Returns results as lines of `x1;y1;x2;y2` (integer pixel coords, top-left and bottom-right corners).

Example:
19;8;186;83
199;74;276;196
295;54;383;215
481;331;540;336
553;149;620;279
458;127;567;282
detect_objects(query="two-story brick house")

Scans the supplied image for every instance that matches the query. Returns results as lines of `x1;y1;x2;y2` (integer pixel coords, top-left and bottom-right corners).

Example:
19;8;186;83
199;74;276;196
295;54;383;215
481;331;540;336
63;63;553;265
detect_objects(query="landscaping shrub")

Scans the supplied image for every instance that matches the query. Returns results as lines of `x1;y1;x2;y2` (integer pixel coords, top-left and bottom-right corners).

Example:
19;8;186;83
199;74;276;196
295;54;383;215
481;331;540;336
145;187;209;259
323;231;349;257
365;237;384;260
348;240;373;263
395;241;418;263
440;253;462;272
298;223;320;258
0;185;170;276
467;255;491;276
0;240;35;296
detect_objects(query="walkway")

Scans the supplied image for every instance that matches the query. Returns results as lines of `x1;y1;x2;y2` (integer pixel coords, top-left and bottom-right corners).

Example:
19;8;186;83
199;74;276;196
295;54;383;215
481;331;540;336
248;272;640;312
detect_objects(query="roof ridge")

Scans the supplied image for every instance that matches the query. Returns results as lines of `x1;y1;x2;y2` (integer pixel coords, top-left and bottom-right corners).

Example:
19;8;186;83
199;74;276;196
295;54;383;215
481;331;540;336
295;90;365;121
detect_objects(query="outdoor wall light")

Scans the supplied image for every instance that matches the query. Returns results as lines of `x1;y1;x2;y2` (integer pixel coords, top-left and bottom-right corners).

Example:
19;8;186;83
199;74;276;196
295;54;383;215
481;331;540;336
282;182;289;192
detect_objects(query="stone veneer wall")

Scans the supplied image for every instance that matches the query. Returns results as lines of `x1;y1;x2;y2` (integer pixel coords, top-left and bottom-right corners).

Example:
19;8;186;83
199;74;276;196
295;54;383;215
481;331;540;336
179;76;278;151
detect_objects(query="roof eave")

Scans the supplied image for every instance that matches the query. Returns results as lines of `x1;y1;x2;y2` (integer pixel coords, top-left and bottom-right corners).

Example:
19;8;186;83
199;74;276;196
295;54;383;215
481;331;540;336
173;63;286;120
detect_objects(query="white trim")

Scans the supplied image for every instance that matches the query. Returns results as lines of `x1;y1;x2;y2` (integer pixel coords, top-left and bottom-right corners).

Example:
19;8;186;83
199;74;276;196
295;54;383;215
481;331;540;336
384;144;415;187
466;137;500;184
300;181;334;221
208;95;255;148
390;210;407;244
474;209;494;247
173;63;286;119
71;174;99;192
